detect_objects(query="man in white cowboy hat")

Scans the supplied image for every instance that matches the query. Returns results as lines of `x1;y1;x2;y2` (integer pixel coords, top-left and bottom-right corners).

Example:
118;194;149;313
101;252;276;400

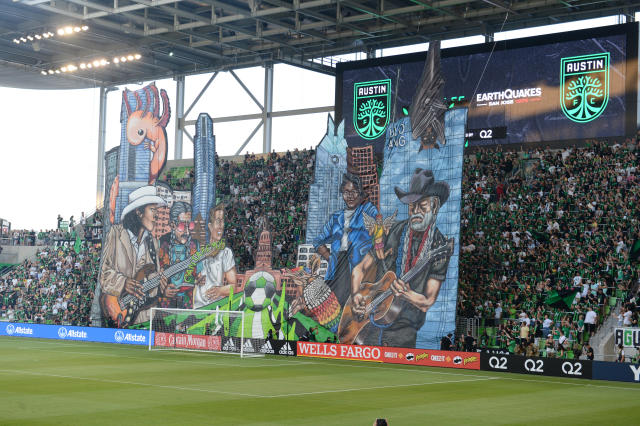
350;168;453;348
99;185;177;326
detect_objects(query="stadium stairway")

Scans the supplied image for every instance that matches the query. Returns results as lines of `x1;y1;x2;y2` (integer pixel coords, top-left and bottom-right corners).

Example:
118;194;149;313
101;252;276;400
591;300;624;361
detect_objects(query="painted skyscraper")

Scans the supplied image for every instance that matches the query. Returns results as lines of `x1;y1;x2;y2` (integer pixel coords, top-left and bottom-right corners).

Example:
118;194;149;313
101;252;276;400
305;115;348;244
192;112;216;243
347;145;379;208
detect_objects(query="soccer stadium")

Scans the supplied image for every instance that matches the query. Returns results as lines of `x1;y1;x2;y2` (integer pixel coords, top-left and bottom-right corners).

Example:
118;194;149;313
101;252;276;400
1;1;640;424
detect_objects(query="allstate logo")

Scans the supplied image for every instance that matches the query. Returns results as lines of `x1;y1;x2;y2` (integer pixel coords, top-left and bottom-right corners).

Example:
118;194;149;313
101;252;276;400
114;330;125;343
6;324;15;335
57;327;68;339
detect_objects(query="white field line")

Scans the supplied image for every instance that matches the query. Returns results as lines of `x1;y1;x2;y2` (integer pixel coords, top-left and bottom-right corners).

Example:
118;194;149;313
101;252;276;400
4;338;640;391
4;341;306;368
263;377;498;398
0;369;495;399
0;368;261;398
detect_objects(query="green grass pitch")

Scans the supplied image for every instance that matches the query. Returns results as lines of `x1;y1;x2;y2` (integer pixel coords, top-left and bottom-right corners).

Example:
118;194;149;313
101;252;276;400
0;337;638;425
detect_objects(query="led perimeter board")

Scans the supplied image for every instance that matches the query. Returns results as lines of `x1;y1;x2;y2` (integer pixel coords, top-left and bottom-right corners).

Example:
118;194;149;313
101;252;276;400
336;23;638;148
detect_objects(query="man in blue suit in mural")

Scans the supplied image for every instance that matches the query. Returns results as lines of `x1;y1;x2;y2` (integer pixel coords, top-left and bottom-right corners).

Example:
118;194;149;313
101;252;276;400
313;172;378;308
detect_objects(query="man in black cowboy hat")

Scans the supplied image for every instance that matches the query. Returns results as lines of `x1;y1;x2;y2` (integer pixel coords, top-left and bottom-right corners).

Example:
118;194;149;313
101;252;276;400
350;169;453;348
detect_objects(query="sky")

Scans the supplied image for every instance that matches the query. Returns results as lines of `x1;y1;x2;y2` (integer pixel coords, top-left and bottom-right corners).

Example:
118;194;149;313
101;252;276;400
0;15;626;231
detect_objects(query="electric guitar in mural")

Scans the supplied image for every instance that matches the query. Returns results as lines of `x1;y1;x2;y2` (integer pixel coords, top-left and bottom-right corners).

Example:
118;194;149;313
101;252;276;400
338;237;454;345
100;241;225;328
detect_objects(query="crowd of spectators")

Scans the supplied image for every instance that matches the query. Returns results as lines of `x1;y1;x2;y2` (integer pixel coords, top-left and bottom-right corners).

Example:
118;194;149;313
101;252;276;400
163;167;194;191
215;149;315;270
2;212;101;246
0;242;100;325
457;138;640;356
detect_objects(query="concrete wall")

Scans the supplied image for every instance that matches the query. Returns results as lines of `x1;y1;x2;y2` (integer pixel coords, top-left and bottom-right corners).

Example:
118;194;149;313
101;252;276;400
0;245;41;266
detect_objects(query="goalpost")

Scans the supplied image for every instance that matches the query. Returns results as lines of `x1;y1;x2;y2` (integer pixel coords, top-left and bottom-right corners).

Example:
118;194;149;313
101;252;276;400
148;307;265;358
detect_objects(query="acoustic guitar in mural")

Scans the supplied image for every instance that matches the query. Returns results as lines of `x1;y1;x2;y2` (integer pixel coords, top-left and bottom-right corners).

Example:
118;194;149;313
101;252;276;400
338;238;454;345
100;241;225;328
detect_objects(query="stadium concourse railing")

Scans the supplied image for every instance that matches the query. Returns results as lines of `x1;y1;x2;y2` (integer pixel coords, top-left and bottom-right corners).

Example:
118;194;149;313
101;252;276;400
2;320;639;383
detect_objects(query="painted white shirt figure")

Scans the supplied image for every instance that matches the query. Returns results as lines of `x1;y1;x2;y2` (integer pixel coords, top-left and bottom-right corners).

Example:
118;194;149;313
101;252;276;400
193;247;235;309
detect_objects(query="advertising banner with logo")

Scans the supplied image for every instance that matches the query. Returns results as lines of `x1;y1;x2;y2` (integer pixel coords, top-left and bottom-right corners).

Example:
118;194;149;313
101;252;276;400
297;342;479;369
337;23;637;148
592;361;640;383
614;328;640;348
1;322;148;345
154;332;221;351
215;337;297;357
481;354;592;379
382;347;480;369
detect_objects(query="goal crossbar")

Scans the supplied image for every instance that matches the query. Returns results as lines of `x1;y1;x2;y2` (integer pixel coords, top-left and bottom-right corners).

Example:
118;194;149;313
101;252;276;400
149;307;264;358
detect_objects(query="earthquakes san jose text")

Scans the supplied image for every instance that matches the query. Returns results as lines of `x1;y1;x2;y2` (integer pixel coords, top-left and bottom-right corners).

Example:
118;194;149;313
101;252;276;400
476;88;542;102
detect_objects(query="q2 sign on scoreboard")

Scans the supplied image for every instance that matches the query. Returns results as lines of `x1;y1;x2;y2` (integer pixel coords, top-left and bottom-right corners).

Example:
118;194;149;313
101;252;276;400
336;22;637;149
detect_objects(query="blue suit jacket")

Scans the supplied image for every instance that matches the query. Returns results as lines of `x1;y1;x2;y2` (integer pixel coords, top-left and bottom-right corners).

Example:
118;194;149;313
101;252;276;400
313;201;378;281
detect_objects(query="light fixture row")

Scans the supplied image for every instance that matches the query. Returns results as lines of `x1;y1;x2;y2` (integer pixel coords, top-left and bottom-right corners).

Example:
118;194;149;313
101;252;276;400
13;25;89;44
40;53;142;76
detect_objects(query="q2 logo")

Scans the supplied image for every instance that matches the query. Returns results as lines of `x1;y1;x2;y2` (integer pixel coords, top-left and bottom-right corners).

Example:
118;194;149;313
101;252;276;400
489;356;508;370
524;359;544;373
561;362;583;376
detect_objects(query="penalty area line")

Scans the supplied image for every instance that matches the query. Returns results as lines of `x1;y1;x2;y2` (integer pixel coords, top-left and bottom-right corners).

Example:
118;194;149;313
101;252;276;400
263;377;498;398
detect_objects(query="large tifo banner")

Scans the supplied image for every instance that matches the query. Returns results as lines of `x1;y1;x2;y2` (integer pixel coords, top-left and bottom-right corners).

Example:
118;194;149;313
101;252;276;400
90;41;465;353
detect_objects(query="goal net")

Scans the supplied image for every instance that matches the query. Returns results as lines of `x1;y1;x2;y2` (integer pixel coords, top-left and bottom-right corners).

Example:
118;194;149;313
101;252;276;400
149;307;265;357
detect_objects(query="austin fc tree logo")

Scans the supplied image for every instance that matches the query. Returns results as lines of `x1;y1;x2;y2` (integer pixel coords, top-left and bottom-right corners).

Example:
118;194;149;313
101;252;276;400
560;53;610;123
354;79;391;139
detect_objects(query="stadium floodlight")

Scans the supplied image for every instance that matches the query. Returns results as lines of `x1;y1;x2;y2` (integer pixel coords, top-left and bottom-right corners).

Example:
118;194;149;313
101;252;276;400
134;53;141;60
149;307;265;358
40;70;47;75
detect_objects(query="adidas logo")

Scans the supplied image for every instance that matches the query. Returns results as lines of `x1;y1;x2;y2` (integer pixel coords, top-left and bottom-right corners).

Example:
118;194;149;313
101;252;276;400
243;339;255;353
278;342;294;356
223;339;236;352
260;341;275;354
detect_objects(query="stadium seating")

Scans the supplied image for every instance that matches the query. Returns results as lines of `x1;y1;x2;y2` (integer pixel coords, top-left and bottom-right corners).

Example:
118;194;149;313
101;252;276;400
457;139;640;356
0;241;100;325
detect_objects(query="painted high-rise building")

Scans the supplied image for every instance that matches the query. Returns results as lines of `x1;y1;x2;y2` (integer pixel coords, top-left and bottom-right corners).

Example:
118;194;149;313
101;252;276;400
192;113;216;243
305;115;348;244
347;144;379;209
102;146;119;237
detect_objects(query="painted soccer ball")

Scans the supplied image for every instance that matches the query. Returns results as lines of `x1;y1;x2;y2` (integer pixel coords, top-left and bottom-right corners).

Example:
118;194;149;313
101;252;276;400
243;271;277;311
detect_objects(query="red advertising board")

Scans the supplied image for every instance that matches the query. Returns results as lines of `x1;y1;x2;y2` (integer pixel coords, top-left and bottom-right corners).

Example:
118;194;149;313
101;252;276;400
154;332;221;351
297;342;480;369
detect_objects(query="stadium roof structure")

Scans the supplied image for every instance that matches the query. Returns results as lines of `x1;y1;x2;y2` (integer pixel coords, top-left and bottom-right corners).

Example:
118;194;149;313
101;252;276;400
2;0;639;90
